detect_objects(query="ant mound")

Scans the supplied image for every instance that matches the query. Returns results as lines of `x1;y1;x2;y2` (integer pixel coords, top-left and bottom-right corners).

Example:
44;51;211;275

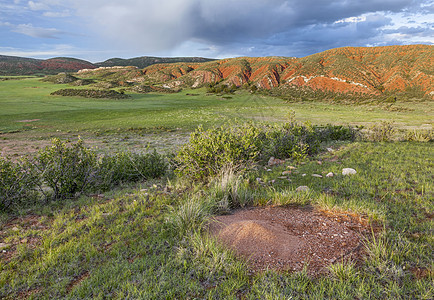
209;206;369;276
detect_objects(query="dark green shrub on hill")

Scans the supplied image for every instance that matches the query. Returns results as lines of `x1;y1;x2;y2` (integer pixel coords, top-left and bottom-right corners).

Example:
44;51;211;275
51;88;130;99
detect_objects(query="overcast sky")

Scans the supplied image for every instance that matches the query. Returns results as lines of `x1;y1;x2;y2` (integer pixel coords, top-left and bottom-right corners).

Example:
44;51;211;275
0;0;433;62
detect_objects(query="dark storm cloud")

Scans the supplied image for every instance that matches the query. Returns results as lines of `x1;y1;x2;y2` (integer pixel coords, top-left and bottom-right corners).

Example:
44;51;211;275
72;0;433;57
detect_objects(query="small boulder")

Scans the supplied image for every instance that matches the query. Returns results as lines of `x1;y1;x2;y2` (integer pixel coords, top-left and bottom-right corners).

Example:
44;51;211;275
296;186;309;192
326;172;334;177
268;157;285;166
0;243;10;250
342;168;357;176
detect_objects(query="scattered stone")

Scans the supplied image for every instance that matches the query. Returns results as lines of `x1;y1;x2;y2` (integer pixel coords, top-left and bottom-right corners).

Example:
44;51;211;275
342;168;357;176
326;172;334;177
11;226;19;232
268;157;285;166
140;189;148;192
277;176;288;179
327;147;334;152
296;186;309;192
287;166;297;170
0;243;10;250
302;174;307;177
282;170;291;175
312;174;323;178
266;169;272;172
317;161;323;165
21;238;28;244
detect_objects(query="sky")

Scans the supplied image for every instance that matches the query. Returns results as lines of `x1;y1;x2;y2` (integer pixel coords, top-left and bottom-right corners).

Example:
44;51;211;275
0;0;433;62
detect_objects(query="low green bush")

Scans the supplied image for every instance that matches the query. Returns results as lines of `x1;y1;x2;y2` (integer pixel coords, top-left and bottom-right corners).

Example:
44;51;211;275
33;139;99;200
98;150;167;188
175;122;358;181
0;157;37;210
367;121;396;142
175;123;265;181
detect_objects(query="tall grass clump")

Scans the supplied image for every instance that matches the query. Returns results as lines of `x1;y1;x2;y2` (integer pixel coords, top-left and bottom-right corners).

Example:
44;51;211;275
208;165;257;210
166;197;212;235
98;150;167;188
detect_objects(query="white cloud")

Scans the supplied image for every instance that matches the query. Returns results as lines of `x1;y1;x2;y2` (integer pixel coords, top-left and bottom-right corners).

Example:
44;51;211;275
43;10;70;17
28;1;49;11
11;23;62;38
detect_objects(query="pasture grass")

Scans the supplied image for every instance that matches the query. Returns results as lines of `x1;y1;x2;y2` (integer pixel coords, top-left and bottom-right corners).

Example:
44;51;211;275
1;77;432;137
0;77;432;298
1;141;432;299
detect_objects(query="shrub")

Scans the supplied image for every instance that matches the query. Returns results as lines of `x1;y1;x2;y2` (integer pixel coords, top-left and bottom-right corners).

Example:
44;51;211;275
367;121;396;142
175;122;359;181
50;88;130;99
404;129;433;142
33;139;99;200
174;123;265;181
98;150;167;188
0;157;37;211
315;124;359;142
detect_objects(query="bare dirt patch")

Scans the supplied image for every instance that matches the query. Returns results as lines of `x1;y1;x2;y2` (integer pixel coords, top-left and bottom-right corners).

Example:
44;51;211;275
209;206;371;276
16;119;40;123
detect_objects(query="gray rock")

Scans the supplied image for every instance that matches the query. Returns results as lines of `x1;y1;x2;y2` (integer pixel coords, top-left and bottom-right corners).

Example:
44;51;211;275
0;243;10;250
296;186;309;192
342;168;357;175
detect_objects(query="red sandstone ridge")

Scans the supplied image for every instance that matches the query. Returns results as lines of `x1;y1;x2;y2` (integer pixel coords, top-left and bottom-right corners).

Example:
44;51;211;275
138;45;433;97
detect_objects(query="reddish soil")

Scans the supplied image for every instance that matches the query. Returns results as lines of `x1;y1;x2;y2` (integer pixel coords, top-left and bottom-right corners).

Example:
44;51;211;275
209;206;372;276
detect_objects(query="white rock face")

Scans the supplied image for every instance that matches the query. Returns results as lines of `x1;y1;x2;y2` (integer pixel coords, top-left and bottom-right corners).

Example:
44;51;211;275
342;168;357;175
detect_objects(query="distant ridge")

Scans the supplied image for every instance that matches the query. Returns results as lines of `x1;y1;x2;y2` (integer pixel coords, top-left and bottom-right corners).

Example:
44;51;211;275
0;55;215;75
95;56;215;69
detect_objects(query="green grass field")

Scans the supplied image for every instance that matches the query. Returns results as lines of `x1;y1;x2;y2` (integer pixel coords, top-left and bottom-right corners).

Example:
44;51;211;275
1;78;432;135
0;77;433;299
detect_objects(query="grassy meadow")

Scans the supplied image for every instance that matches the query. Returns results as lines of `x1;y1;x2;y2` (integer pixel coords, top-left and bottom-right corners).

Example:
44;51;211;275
0;77;433;299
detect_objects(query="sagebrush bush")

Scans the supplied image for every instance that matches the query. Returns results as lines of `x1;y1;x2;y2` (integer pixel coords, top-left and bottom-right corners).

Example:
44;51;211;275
33;139;99;200
98;150;167;188
367;121;396;142
175;122;357;181
0;157;37;211
175;123;265;181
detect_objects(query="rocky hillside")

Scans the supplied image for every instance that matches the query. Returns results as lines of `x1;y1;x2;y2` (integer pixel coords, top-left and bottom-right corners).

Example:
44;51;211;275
133;45;432;97
0;56;96;76
0;55;214;76
95;56;215;69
